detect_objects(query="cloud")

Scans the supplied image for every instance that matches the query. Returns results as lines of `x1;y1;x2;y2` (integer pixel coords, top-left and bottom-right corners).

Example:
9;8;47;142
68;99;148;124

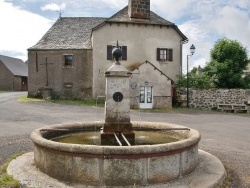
153;0;250;71
0;1;52;60
1;0;250;67
61;0;127;17
179;20;214;72
212;6;250;48
41;3;66;11
151;0;196;20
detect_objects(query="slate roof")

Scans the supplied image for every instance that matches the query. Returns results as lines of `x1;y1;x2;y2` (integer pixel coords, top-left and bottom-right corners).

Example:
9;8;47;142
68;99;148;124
0;55;28;77
93;6;187;41
107;6;174;25
29;6;187;50
29;17;106;50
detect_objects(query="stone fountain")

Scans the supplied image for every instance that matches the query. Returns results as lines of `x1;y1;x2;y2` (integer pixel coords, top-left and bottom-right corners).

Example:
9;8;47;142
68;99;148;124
7;43;226;188
101;42;135;145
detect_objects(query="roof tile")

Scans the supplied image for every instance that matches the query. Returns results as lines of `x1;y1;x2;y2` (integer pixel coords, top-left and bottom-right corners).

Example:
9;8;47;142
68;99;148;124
29;6;187;50
30;17;106;50
0;55;28;76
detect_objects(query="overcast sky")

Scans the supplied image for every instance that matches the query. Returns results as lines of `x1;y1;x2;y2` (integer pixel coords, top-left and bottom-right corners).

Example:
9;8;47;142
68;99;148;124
1;0;250;72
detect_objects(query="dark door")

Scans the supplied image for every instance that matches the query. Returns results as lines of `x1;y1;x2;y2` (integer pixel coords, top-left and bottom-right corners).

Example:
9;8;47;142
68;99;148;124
21;77;28;91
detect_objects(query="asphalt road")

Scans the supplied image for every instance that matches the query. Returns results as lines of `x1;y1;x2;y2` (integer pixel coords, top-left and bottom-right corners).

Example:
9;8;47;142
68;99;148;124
0;92;250;187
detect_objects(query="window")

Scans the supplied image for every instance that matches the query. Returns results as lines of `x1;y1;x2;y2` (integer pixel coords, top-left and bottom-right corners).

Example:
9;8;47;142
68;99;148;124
157;48;173;61
140;87;145;103
107;45;127;60
64;55;73;67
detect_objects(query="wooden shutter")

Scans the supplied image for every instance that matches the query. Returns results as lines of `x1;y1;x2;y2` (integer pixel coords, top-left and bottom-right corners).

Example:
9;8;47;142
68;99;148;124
168;49;173;61
157;48;160;61
107;45;113;60
122;46;127;60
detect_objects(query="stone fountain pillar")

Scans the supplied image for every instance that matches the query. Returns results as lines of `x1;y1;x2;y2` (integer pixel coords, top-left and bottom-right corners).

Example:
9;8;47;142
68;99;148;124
101;42;135;144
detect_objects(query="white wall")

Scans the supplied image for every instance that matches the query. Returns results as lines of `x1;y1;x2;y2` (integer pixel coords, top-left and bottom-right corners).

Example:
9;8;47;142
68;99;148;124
92;22;183;97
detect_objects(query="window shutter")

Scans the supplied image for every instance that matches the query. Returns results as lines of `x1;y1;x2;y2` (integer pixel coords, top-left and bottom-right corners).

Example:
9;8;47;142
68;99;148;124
157;48;160;61
122;46;127;60
107;45;113;60
169;49;173;61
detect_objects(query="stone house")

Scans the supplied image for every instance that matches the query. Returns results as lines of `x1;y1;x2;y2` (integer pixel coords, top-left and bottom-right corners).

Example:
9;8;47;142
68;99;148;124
0;55;28;91
28;0;188;108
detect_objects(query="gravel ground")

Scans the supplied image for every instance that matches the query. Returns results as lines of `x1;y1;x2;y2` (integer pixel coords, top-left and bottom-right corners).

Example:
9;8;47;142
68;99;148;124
0;92;250;187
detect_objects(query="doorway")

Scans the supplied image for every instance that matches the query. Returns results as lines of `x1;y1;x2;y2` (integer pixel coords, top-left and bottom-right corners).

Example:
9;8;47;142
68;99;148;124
21;77;28;91
139;86;153;109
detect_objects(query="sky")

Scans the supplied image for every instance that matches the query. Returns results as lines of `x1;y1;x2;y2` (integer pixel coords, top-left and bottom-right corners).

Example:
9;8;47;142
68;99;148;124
0;0;250;72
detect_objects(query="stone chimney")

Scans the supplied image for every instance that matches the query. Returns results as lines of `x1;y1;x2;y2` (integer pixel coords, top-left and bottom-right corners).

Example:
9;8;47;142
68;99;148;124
128;0;150;20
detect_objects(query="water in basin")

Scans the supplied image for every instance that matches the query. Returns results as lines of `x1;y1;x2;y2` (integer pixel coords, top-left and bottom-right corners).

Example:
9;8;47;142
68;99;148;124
51;130;186;146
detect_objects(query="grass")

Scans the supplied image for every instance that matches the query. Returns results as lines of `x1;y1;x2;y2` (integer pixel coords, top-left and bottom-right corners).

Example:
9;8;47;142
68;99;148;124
52;98;105;107
0;154;21;188
216;166;233;188
17;96;105;107
17;96;44;102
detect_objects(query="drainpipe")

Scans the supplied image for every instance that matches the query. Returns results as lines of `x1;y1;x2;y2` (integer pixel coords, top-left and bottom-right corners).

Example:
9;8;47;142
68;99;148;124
180;39;188;75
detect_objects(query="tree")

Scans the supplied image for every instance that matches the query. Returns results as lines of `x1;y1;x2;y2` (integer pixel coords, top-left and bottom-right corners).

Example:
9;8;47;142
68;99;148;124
189;67;215;89
205;38;249;88
175;67;214;89
243;74;250;89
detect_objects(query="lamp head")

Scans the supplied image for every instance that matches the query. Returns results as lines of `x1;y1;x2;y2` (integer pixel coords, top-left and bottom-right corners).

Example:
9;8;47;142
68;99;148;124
190;44;196;55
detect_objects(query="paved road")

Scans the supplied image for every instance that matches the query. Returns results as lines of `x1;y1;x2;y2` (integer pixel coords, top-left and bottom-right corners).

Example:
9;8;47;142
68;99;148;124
0;92;250;187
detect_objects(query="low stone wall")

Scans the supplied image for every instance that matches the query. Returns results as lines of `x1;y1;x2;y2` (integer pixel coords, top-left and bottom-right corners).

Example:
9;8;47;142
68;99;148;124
176;89;250;110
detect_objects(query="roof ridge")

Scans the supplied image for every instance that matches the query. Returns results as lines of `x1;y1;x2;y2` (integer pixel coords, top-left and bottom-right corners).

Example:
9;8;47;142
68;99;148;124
0;55;27;76
29;17;107;50
0;54;23;61
59;16;108;19
106;6;176;27
106;6;128;21
149;11;174;25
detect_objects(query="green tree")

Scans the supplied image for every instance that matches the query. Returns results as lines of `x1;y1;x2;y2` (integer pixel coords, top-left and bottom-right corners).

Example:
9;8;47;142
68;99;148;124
243;74;250;89
175;74;186;88
189;67;214;89
175;67;214;89
205;38;249;88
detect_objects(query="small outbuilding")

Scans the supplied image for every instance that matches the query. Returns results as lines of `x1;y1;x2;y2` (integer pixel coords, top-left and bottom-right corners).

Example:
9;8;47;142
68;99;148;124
0;55;28;91
129;61;173;109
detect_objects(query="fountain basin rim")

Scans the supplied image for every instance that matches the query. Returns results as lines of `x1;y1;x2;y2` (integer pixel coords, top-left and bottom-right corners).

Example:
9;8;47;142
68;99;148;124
31;121;201;155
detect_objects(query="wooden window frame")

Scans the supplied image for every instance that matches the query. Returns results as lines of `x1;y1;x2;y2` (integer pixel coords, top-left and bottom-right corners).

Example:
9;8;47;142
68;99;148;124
157;48;173;62
63;54;73;68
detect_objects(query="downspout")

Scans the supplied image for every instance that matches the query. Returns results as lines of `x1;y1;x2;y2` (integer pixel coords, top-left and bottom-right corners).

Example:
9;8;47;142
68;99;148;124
180;39;188;75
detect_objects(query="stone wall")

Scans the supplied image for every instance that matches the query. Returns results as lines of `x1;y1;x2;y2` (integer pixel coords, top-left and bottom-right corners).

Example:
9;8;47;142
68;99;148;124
28;49;93;99
128;0;150;19
176;89;250;110
0;61;13;90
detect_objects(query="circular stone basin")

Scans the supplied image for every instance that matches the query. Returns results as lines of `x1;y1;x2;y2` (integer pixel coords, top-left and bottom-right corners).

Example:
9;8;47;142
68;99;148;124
31;121;201;187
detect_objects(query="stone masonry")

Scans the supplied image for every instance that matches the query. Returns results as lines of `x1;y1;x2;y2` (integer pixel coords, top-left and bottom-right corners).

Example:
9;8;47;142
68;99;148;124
177;89;250;110
128;0;150;19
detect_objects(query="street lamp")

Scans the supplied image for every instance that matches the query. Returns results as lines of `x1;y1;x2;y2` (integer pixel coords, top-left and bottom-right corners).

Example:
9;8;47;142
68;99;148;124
187;44;196;108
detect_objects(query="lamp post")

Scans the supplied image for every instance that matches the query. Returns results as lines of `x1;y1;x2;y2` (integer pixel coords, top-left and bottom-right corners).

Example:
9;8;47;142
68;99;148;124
187;44;196;108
